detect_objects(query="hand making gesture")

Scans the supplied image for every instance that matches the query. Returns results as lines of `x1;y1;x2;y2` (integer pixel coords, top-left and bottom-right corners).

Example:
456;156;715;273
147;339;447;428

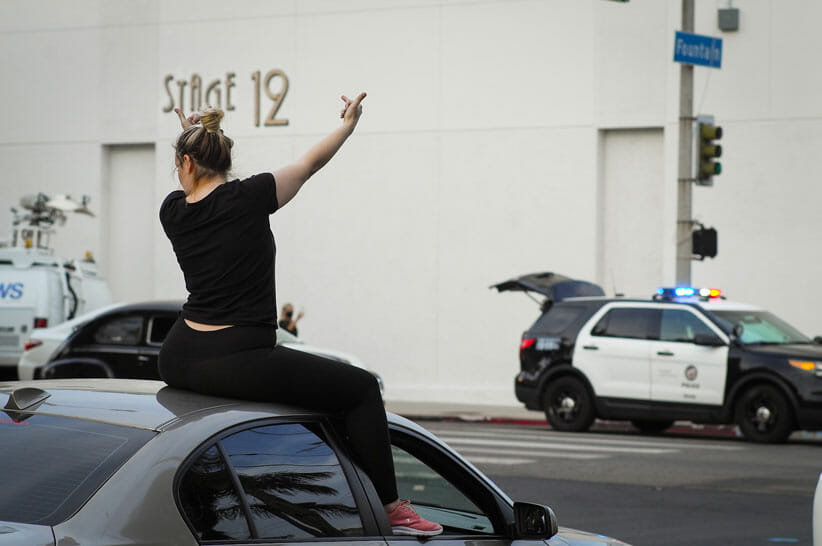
174;107;201;130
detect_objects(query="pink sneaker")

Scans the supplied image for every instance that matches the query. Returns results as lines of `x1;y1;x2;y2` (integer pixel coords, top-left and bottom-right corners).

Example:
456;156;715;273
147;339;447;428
387;500;443;536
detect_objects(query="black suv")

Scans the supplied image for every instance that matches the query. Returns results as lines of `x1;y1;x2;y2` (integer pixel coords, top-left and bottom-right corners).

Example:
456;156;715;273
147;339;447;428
493;272;822;443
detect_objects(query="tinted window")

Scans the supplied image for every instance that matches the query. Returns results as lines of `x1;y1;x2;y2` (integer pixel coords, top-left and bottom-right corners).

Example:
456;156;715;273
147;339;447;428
392;445;494;535
592;308;656;339
93;315;143;345
179;422;363;541
534;305;587;335
148;315;176;345
179;445;251;540
659;309;715;342
0;413;154;525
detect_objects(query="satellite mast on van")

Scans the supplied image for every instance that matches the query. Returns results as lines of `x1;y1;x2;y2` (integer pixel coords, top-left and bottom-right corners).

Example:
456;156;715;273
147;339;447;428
5;193;94;251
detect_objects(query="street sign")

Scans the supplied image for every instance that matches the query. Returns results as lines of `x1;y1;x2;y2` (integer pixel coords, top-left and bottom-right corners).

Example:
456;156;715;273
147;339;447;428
673;31;722;68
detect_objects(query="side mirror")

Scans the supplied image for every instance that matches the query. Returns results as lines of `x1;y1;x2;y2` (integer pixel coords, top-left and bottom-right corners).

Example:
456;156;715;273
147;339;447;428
513;502;558;539
693;333;725;347
813;336;822;345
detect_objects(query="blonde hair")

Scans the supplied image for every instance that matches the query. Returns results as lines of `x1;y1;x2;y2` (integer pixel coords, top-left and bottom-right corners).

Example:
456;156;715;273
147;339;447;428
174;107;234;179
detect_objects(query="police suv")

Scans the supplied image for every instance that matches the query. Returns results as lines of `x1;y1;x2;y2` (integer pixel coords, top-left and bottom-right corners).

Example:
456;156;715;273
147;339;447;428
493;272;822;443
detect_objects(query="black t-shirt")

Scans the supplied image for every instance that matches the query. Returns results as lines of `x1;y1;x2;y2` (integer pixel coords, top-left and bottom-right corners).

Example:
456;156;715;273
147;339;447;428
160;173;279;326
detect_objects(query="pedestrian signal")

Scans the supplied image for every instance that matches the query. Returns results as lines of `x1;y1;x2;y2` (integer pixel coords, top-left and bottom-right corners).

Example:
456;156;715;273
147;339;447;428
692;226;718;259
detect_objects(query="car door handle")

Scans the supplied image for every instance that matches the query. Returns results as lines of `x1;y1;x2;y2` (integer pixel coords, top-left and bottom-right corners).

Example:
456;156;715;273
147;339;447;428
656;351;675;356
137;355;151;362
582;345;599;350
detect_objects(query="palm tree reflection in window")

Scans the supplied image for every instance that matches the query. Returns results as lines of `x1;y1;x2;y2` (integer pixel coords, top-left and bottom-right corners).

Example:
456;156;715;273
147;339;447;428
180;423;363;541
179;445;250;540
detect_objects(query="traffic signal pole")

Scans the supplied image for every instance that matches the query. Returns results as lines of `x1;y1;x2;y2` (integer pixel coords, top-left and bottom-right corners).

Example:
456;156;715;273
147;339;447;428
675;0;695;285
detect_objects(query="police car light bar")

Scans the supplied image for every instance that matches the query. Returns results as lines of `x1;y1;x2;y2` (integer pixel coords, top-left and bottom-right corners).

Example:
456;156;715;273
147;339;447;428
656;287;722;299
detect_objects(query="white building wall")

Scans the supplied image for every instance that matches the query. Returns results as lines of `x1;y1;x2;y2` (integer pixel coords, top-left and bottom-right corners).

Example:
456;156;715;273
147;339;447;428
1;0;821;405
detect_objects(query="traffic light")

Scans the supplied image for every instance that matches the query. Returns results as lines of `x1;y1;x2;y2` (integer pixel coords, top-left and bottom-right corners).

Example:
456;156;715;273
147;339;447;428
692;226;717;259
696;117;722;185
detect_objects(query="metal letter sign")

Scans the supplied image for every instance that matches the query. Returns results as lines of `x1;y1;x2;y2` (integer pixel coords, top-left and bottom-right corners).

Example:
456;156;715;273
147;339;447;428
673;31;722;68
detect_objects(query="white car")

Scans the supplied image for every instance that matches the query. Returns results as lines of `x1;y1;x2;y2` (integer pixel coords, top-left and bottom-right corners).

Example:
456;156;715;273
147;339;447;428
17;301;383;393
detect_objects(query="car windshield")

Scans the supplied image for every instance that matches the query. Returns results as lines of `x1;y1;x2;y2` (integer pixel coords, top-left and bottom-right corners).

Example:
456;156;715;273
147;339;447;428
710;310;811;345
0;413;155;525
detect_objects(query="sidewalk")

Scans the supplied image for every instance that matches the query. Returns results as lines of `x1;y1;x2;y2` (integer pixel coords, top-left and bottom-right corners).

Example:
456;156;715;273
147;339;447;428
384;399;741;437
385;400;822;441
385;400;545;424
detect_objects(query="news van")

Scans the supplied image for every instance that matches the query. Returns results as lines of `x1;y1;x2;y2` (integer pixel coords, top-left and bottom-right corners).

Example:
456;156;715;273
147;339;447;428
0;194;112;375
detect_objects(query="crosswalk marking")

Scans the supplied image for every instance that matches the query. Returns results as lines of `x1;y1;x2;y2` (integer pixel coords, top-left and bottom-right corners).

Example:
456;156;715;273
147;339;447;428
460;455;536;465
439;436;678;455
456;445;608;460
435;428;743;451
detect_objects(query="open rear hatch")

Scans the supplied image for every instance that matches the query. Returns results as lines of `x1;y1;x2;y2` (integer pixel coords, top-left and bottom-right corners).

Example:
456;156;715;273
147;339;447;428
490;272;604;302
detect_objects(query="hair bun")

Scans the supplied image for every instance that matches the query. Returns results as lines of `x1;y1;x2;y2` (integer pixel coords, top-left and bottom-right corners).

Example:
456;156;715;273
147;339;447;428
200;108;224;134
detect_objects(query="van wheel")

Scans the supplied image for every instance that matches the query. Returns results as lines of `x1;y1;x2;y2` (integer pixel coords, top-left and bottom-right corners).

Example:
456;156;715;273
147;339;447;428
631;420;673;434
543;376;595;432
734;384;794;443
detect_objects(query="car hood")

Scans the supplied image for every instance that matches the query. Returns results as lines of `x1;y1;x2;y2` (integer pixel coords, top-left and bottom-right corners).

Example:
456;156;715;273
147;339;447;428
491;272;605;302
0;521;54;546
743;343;822;360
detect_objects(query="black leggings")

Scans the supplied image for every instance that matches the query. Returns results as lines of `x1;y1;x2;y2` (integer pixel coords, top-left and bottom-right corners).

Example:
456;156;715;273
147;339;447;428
158;317;398;504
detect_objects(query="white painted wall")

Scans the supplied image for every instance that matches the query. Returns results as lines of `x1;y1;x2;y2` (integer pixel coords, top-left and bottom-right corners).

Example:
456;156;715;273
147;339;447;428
101;145;156;303
599;129;665;297
1;0;821;404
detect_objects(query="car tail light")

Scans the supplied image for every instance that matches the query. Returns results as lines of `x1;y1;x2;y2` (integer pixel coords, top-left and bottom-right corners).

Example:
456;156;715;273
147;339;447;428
520;338;536;351
24;339;43;351
33;317;48;328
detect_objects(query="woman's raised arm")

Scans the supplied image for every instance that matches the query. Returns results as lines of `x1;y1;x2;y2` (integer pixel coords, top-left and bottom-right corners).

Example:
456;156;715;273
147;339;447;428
273;92;367;209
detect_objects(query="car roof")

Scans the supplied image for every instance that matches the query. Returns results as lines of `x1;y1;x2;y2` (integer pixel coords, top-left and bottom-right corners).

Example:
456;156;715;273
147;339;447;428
100;300;182;313
561;295;763;312
689;299;763;311
0;379;314;432
0;379;422;442
34;300;183;335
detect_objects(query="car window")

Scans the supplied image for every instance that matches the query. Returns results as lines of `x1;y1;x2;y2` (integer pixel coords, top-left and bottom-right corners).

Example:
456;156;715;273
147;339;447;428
178;445;251;540
0;413;154;526
710;310;811;345
178;422;363;542
533;304;588;335
93;315;143;345
147;315;176;345
392;444;495;535
659;309;715;342
592;308;656;339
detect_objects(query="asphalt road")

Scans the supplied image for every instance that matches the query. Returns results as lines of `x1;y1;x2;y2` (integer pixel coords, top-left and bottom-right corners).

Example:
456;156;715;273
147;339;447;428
422;421;822;546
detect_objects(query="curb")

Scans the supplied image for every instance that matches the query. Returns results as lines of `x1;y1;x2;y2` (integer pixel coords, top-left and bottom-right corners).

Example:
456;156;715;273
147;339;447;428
397;413;742;438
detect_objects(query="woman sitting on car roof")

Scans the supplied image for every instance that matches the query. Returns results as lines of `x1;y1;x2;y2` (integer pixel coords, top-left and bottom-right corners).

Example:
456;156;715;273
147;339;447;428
158;97;441;537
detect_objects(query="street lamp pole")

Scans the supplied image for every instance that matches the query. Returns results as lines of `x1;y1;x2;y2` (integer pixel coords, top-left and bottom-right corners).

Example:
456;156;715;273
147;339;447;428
675;0;695;285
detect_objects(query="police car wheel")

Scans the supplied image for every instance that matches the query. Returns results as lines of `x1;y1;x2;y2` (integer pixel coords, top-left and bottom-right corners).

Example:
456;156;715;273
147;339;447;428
543;376;595;432
631;420;673;435
734;384;794;444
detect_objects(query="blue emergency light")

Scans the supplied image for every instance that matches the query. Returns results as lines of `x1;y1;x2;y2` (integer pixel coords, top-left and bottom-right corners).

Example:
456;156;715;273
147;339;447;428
656;287;722;300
